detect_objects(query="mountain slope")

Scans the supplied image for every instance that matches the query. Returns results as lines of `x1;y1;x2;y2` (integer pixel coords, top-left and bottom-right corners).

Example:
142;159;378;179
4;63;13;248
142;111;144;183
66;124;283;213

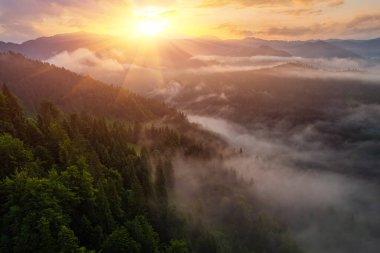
0;52;304;253
0;32;291;60
0;52;175;121
170;38;291;57
0;33;373;69
329;37;380;58
242;38;362;58
0;32;199;69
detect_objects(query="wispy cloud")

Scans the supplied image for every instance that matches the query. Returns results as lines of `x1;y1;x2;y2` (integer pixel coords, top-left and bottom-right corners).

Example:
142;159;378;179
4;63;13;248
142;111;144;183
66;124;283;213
188;55;380;81
0;0;377;43
215;23;253;37
46;48;164;93
0;0;131;42
199;0;344;8
277;8;323;16
344;14;380;35
47;48;126;84
255;13;380;38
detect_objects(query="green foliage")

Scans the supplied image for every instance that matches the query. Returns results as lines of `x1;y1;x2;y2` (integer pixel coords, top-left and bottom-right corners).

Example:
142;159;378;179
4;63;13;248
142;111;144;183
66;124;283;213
57;225;81;253
0;53;179;122
155;160;168;208
101;227;140;253
0;88;303;253
125;215;160;253
59;159;96;204
166;240;189;253
145;125;213;159
0;172;79;252
0;134;35;179
0;85;25;137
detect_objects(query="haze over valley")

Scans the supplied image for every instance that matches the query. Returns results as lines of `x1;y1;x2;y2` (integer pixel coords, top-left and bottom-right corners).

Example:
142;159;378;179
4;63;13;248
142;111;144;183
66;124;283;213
0;1;380;253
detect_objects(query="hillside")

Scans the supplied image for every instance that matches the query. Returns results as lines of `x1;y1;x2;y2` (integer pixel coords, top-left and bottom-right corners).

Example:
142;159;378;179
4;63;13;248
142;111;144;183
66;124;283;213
328;38;380;58
0;32;291;61
170;38;291;57
0;33;201;69
0;52;176;121
0;57;302;252
1;32;374;61
150;63;380;179
242;38;362;58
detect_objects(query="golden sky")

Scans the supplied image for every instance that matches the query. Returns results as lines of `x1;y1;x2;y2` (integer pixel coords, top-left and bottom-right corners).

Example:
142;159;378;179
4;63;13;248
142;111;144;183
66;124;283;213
0;0;380;42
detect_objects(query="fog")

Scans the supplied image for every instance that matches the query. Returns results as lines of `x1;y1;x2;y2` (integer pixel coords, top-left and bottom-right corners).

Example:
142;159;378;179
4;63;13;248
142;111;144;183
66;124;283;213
46;48;163;92
191;55;366;71
44;47;380;252
184;114;380;253
47;48;126;84
46;48;380;94
188;55;380;82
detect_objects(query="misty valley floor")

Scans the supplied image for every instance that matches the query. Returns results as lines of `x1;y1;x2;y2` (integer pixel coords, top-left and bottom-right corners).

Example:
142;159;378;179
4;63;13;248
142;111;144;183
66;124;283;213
1;29;380;253
188;115;380;253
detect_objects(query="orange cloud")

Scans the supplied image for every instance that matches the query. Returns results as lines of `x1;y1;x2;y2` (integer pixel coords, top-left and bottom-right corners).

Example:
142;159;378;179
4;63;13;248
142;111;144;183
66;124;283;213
255;13;380;39
0;0;378;42
199;0;344;8
216;23;254;37
277;8;323;16
0;0;131;42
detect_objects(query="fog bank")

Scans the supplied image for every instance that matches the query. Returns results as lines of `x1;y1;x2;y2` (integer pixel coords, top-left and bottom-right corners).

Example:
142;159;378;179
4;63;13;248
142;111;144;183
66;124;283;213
187;114;380;253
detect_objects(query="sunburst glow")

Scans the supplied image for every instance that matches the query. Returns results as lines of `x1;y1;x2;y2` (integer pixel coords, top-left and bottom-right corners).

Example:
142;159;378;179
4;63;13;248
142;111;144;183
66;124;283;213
137;19;169;36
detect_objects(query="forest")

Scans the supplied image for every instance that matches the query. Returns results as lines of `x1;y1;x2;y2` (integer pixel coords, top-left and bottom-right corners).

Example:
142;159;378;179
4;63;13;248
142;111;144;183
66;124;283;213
0;0;379;251
0;82;301;252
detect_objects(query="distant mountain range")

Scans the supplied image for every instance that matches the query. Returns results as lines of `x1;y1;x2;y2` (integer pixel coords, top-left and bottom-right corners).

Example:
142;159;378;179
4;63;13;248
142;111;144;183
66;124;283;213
328;38;380;58
1;32;379;67
0;32;199;69
256;39;362;58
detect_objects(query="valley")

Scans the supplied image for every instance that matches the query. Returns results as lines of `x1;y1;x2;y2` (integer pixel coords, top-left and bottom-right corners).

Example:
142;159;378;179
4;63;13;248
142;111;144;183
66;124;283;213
1;3;380;250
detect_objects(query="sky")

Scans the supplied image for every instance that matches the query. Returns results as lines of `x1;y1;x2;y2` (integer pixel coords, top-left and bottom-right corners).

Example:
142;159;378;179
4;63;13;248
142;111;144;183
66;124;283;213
0;0;380;42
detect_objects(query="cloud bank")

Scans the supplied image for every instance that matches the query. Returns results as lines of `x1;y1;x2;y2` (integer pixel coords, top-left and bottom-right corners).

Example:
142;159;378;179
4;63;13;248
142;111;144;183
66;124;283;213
47;48;127;85
0;0;132;42
187;112;380;253
0;0;379;41
256;13;380;38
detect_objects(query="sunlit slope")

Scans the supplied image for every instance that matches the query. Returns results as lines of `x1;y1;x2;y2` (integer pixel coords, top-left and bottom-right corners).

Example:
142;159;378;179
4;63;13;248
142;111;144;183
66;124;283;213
0;52;176;121
1;32;375;64
0;32;200;69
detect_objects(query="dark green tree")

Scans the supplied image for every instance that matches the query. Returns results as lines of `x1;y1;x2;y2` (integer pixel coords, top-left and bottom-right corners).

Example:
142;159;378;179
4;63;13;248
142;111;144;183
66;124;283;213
0;134;35;179
0;172;81;252
155;160;168;208
125;215;160;253
101;227;140;253
166;240;189;253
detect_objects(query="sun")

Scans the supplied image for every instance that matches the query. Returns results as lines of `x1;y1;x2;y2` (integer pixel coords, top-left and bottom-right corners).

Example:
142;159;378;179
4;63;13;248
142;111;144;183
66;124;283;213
137;19;169;36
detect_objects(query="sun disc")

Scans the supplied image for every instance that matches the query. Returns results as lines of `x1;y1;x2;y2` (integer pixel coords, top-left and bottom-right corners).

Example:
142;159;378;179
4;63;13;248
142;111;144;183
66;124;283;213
137;19;168;36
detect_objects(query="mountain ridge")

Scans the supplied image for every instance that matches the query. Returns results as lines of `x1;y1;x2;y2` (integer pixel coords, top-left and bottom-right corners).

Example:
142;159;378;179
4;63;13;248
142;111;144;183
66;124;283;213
0;52;177;121
2;32;377;63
